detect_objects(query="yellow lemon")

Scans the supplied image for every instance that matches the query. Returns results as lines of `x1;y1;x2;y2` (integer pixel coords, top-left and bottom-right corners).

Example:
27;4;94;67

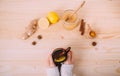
47;11;59;24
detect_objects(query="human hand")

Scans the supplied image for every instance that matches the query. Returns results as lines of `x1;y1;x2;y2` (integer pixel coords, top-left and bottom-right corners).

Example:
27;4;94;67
47;54;56;68
64;51;73;64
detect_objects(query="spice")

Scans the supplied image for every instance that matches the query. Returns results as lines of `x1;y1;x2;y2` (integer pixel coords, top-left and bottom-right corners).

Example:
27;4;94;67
89;30;96;38
32;41;37;45
22;19;38;40
92;42;97;46
87;24;96;38
37;35;42;39
79;19;86;35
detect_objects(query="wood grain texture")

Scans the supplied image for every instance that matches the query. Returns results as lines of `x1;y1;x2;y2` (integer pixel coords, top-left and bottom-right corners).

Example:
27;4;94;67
0;0;120;76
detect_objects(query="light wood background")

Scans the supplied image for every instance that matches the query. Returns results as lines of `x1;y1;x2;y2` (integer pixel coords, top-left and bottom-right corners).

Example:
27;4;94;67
0;0;120;76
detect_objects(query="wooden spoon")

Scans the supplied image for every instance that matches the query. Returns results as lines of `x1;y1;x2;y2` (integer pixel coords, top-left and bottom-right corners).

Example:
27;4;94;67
65;1;86;21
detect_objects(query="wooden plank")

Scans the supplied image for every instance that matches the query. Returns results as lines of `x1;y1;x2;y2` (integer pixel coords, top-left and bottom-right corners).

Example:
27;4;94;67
0;0;120;76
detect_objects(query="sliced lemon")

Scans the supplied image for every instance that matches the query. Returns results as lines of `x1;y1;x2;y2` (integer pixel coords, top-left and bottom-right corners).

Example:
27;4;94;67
38;17;49;29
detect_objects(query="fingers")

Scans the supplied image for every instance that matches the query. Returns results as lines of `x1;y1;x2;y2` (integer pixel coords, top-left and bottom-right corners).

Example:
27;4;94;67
64;51;73;64
47;54;56;68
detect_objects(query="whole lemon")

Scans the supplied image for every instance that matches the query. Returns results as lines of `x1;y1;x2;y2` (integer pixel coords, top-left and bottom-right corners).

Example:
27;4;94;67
47;11;59;24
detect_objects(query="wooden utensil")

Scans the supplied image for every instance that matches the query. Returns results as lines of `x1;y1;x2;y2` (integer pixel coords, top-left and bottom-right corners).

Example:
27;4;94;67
65;1;86;21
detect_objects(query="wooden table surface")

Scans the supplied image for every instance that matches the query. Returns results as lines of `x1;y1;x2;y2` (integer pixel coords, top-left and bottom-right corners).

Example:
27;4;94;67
0;0;120;76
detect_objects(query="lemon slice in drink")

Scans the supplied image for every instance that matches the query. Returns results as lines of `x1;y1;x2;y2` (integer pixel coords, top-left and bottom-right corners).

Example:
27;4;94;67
54;56;66;62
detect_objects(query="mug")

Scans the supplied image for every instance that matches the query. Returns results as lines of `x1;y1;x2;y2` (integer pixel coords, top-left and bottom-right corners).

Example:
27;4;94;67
52;47;71;65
